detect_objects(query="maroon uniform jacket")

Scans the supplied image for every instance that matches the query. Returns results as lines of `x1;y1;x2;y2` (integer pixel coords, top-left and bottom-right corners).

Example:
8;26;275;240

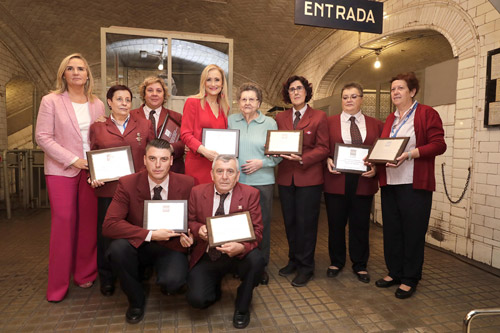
188;182;263;269
323;114;384;196
378;104;446;192
275;106;330;187
131;105;185;173
89;114;155;197
102;169;195;253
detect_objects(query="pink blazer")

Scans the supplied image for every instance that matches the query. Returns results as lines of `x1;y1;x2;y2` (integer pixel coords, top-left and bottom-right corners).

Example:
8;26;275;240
35;91;105;177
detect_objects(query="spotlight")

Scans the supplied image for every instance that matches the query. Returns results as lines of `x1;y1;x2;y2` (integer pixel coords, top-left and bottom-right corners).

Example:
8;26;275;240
374;51;381;69
158;62;164;71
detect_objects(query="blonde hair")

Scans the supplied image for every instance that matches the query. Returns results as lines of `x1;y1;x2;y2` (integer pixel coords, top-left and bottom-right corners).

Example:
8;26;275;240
139;76;170;105
52;53;95;101
191;64;229;113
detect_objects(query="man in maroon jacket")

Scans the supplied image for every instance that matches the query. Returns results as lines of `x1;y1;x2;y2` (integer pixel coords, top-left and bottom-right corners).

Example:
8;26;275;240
186;155;265;329
103;139;194;324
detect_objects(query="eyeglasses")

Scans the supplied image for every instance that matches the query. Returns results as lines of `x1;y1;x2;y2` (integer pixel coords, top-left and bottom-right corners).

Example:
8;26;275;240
240;98;258;104
342;94;362;100
288;86;304;94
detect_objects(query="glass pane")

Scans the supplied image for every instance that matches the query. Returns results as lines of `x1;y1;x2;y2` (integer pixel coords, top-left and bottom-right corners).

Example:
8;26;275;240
171;39;229;97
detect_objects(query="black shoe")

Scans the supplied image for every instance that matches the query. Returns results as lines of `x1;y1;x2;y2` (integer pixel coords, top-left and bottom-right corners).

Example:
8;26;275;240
125;306;144;324
395;286;416;299
355;272;370;283
375;278;400;288
278;263;296;277
260;271;269;285
100;284;115;296
291;272;314;287
233;310;250;329
326;267;340;278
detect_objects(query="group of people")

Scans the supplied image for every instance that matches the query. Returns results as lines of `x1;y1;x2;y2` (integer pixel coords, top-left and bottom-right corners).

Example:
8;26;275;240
35;52;446;328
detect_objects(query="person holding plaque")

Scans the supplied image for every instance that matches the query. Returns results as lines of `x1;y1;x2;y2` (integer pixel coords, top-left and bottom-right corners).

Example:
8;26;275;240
35;53;105;302
131;76;185;173
375;72;446;299
275;76;329;287
181;64;229;185
89;85;155;297
228;83;281;285
187;155;265;329
324;83;383;283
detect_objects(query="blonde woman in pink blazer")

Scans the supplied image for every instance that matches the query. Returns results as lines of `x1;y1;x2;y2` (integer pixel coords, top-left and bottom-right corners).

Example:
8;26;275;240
35;53;105;302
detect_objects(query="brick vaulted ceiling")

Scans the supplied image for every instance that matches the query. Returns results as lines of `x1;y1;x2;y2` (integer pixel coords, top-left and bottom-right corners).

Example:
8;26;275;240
0;0;453;107
0;0;333;105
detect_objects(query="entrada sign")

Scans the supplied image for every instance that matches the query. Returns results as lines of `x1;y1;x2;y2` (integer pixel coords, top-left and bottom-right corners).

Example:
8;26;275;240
295;0;384;34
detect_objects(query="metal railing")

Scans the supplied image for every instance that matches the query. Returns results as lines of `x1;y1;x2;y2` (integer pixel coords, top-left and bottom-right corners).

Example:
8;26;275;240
0;149;48;219
463;308;500;332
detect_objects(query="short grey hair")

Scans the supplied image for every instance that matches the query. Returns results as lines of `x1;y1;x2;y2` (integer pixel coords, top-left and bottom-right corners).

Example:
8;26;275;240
212;154;239;170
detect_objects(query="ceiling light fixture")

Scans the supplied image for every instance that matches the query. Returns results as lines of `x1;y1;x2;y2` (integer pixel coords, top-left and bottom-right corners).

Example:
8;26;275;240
374;50;381;69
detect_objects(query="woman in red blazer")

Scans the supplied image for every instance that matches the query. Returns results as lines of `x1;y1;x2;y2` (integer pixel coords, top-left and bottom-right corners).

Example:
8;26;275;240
180;64;229;184
89;85;155;296
323;83;383;284
131;76;185;173
276;76;329;287
375;72;446;299
35;53;105;302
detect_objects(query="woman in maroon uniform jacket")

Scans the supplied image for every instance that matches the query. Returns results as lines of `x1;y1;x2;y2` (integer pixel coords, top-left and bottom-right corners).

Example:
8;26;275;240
89;85;155;296
324;83;383;283
375;72;446;299
275;76;329;287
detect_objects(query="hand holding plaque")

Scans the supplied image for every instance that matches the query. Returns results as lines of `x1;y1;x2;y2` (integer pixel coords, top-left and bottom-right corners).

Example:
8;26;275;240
333;143;371;174
86;146;135;182
143;200;188;233
265;130;303;155
206;211;256;247
367;137;410;164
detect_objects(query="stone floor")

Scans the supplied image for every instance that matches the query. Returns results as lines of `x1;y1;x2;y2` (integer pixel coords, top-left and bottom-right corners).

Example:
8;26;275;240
1;203;500;332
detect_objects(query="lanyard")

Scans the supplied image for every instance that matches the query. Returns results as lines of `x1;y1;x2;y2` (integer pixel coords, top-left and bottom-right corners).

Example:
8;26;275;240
390;102;418;138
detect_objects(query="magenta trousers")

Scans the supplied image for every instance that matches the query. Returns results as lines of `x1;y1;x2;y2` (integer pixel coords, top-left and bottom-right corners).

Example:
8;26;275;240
45;170;97;301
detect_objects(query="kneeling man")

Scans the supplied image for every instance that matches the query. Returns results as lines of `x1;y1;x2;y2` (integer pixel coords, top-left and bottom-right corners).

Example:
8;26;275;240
103;139;194;324
187;155;265;329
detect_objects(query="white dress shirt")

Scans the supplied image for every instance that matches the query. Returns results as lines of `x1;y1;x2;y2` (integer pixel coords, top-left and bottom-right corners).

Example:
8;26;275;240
340;110;367;144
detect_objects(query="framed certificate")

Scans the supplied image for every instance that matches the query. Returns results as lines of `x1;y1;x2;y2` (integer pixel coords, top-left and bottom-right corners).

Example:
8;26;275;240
264;130;303;155
367;137;410;164
202;128;239;157
206;211;256;247
159;115;181;143
333;143;371;174
87;146;135;182
143;200;188;233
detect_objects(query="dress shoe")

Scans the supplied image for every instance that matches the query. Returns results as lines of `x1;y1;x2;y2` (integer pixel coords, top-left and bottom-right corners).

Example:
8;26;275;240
395;286;416;299
355;271;370;283
278;263;296;277
125;306;144;324
100;284;115;296
233;310;250;329
260;271;269;285
375;278;400;288
291;272;314;287
326;267;340;278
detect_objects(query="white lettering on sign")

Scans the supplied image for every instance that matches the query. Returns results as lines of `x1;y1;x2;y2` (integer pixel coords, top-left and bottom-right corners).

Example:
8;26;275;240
304;1;376;23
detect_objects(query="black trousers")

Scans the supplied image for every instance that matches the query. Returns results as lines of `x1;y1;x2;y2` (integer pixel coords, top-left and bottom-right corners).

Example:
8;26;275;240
187;249;265;313
107;239;188;307
324;174;373;272
381;184;432;287
278;183;322;275
97;197;114;285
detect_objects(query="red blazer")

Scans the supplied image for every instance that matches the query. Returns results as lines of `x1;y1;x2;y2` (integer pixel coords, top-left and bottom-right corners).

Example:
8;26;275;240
188;182;263;269
102;169;195;253
89;114;155;197
378;103;446;191
275;106;329;186
131;105;185;173
324;114;384;196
